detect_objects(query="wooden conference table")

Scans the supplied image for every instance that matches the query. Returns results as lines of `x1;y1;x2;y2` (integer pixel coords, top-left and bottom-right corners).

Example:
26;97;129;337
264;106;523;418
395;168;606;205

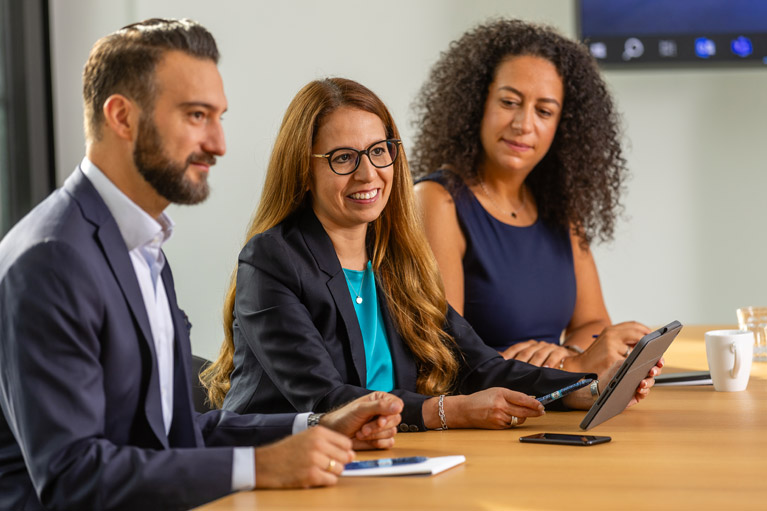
198;326;767;511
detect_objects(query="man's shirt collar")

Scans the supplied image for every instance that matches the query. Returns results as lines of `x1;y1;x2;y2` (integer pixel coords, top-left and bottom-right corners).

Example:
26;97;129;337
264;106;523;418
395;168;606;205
80;157;174;251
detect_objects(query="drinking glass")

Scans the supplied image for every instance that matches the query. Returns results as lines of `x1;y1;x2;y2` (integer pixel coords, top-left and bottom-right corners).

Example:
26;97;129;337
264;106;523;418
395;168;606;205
736;306;767;362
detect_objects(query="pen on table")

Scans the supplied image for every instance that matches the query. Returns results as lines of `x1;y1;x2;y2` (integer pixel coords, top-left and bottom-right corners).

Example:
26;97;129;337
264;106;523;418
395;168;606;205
344;456;427;470
536;378;593;405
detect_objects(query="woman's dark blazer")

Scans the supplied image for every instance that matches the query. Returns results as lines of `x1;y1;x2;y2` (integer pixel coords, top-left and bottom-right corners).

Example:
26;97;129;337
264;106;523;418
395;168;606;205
223;207;590;431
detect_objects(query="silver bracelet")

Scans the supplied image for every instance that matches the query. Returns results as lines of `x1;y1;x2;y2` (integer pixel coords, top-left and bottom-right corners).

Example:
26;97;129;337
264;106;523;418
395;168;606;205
590;380;601;401
437;394;448;430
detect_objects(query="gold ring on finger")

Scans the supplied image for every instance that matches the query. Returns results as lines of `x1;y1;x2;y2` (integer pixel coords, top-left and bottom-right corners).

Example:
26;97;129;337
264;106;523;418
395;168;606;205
510;415;519;428
326;459;336;472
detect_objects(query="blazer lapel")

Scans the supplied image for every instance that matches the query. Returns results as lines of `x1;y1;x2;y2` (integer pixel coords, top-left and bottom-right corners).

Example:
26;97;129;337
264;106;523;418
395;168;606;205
377;286;418;391
327;273;367;385
65;168;169;448
161;263;199;447
298;209;367;385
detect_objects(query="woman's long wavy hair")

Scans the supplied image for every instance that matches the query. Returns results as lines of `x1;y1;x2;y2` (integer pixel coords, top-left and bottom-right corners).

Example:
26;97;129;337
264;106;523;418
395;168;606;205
410;18;627;246
202;78;459;408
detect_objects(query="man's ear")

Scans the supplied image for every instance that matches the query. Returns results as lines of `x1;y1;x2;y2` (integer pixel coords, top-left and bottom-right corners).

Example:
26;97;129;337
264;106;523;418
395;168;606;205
102;94;140;141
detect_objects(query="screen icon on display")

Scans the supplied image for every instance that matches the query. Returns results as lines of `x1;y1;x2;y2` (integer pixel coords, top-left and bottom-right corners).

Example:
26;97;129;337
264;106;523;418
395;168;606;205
695;37;716;58
731;36;753;58
658;40;678;58
622;37;644;60
589;42;607;59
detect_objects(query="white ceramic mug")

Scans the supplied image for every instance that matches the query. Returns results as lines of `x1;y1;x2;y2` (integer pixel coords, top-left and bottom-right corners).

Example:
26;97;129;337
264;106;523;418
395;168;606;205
704;330;754;391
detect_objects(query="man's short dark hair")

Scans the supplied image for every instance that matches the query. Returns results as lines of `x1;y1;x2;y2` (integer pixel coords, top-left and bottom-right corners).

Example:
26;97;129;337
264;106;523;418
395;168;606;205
82;18;219;141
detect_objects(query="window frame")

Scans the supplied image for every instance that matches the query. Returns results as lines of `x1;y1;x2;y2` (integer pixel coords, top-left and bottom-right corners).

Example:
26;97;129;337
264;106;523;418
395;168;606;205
0;0;55;237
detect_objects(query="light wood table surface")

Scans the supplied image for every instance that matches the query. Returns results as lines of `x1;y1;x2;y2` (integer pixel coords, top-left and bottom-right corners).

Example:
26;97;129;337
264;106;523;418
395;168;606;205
197;325;767;511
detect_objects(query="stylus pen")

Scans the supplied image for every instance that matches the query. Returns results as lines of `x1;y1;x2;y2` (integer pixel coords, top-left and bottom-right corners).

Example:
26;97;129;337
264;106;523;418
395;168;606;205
537;378;593;405
344;456;427;470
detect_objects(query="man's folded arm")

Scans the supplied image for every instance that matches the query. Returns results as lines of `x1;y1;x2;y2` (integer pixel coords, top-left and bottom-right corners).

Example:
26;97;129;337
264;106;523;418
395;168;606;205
194;409;297;447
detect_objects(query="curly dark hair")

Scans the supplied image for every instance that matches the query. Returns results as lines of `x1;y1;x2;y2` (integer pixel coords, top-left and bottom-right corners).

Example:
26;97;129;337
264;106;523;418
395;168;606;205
410;18;626;245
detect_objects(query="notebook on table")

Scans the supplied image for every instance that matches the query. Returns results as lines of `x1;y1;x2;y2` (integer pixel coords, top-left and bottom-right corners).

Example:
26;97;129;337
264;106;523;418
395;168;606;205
341;455;465;477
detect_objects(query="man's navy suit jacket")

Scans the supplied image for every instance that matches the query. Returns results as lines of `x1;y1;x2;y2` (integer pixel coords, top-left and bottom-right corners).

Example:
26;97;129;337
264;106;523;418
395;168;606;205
0;168;296;511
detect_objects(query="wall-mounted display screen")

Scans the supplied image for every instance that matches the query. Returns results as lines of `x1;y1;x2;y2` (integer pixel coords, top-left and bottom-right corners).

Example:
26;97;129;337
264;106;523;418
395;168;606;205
578;0;767;67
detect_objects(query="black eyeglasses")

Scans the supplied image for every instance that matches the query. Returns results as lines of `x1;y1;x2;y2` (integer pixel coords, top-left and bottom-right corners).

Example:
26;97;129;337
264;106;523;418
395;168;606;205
312;139;401;175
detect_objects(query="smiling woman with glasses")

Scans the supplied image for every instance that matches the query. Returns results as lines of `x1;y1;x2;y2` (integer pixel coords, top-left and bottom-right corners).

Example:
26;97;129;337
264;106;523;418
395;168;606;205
202;77;659;432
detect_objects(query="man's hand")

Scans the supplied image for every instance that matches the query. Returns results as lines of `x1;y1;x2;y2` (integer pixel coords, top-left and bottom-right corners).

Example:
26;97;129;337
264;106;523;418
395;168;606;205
254;426;353;488
319;392;403;450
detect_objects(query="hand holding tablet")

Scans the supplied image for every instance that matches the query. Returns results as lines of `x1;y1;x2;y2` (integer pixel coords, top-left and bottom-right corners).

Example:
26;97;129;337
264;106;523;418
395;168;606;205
580;321;682;430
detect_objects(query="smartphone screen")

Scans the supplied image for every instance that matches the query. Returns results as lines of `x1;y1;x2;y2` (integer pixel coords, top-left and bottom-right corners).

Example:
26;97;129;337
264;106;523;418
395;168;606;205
519;433;611;446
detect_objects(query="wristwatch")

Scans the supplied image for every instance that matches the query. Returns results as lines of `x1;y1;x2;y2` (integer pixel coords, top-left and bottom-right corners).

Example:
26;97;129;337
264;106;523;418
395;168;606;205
307;413;325;427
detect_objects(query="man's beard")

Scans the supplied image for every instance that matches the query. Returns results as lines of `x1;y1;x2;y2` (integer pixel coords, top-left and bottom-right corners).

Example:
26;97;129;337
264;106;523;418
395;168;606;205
133;115;215;205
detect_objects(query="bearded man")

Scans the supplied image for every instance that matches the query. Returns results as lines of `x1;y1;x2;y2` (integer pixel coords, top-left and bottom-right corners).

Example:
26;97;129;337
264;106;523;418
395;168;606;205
0;18;401;511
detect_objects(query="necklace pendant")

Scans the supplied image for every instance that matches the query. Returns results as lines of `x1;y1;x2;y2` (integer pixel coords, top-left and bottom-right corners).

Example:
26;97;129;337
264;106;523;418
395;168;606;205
510;212;517;219
356;296;363;304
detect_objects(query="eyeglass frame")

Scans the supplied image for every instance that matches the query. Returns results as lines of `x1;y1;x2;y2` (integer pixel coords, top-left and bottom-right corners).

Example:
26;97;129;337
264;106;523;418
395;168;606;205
311;138;402;176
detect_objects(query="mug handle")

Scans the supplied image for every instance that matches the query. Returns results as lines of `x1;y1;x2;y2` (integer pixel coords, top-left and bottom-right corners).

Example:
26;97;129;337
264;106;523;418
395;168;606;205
730;341;740;378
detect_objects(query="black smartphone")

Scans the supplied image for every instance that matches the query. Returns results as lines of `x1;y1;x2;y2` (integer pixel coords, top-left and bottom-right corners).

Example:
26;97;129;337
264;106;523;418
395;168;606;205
519;433;611;446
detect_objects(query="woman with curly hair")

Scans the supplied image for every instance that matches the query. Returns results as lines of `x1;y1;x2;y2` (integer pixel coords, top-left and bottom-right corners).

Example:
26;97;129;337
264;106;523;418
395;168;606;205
202;77;659;432
412;19;649;375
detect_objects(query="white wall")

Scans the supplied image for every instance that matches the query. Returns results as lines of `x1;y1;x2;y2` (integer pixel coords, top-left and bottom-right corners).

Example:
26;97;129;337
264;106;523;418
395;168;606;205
49;0;765;359
595;67;767;330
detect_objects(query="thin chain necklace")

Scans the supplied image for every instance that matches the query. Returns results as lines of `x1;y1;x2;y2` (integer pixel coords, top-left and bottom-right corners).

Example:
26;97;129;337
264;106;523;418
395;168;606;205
345;263;368;304
479;180;526;219
353;268;366;304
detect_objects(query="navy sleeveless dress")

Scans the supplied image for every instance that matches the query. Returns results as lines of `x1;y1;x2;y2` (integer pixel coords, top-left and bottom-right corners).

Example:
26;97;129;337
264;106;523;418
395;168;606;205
420;171;576;351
